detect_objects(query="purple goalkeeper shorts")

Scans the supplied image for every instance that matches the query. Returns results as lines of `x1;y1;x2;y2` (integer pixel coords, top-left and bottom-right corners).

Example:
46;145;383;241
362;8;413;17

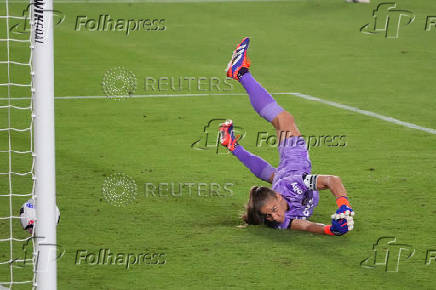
274;136;312;180
272;136;320;222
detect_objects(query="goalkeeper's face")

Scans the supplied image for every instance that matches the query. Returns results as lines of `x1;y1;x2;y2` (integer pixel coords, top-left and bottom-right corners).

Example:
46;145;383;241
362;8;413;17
259;193;288;224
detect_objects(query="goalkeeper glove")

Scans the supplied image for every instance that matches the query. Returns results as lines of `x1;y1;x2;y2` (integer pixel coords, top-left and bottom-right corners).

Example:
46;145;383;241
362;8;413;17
324;218;349;236
332;196;354;230
331;205;354;231
332;204;354;219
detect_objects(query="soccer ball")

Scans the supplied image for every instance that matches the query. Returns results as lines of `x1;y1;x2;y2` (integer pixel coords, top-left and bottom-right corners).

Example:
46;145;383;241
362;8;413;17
19;199;60;234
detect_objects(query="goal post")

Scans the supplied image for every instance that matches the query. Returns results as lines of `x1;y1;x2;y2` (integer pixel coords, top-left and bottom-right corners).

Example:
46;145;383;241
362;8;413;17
31;0;57;289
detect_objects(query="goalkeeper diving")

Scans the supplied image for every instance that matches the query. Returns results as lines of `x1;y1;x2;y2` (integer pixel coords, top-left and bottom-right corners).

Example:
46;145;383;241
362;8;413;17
221;37;354;236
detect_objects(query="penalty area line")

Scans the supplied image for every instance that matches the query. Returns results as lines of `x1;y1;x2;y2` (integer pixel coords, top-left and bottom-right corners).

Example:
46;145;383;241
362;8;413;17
7;0;294;3
75;92;436;135
1;92;435;135
283;92;436;135
56;93;250;99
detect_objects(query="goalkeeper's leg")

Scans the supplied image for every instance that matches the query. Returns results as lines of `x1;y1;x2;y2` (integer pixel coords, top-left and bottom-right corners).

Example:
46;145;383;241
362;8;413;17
226;37;301;142
240;72;301;141
219;120;275;183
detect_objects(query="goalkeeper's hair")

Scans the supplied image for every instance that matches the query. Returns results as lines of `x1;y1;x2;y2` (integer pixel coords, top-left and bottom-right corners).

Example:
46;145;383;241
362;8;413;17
241;186;278;228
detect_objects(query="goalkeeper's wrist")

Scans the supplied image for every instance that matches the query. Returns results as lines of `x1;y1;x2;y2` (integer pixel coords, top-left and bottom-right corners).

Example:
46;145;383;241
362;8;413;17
336;196;351;208
323;225;335;236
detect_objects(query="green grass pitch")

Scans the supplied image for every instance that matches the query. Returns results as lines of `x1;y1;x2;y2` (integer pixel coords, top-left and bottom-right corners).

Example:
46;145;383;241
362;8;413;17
1;0;436;289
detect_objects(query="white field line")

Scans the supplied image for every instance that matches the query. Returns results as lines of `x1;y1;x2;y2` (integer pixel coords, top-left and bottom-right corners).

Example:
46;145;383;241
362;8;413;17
0;92;249;100
281;93;436;135
1;92;435;135
7;0;294;3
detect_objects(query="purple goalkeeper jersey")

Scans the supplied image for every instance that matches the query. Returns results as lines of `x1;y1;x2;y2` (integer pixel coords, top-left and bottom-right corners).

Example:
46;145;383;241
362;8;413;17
271;136;320;229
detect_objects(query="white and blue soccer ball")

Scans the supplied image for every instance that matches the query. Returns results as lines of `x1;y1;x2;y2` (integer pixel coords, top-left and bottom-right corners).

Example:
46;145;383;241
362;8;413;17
19;199;60;234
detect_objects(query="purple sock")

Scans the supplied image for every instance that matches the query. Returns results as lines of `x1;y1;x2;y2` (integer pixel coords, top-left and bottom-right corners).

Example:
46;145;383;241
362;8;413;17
232;145;275;182
239;72;284;122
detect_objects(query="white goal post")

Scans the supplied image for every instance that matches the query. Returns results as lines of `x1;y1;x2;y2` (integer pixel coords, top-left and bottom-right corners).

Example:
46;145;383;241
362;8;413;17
31;0;57;289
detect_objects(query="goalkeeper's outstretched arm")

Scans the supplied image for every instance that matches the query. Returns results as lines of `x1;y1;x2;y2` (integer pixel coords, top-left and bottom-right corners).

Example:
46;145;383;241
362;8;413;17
290;219;325;234
313;174;354;231
315;175;352;209
290;219;349;236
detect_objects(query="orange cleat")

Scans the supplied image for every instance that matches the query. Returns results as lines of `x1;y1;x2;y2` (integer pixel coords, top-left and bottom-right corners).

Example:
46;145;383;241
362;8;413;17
225;37;251;80
219;120;240;151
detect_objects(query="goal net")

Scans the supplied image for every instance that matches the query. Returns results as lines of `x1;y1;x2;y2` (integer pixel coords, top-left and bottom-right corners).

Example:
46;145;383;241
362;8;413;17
0;0;56;289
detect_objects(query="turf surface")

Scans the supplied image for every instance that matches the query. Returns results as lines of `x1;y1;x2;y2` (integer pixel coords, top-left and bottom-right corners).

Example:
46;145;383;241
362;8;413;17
1;0;436;289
